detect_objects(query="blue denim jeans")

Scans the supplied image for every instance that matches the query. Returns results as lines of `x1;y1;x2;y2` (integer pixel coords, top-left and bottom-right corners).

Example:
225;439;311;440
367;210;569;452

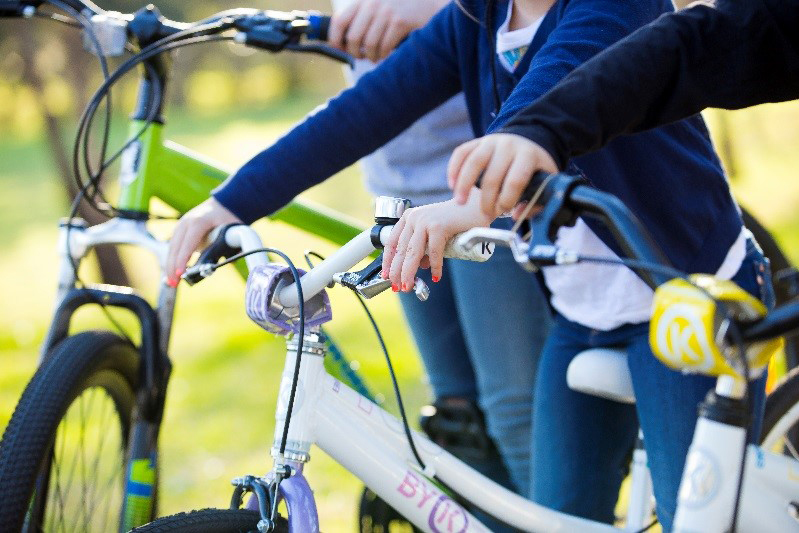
399;220;552;497
529;238;774;532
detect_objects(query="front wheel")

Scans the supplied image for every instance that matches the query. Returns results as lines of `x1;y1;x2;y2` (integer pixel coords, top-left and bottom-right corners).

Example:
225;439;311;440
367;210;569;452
0;331;141;532
129;509;287;532
760;366;799;454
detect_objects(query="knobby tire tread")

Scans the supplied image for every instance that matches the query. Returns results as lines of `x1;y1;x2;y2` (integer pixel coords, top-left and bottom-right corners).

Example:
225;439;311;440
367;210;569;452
0;330;139;532
129;508;287;533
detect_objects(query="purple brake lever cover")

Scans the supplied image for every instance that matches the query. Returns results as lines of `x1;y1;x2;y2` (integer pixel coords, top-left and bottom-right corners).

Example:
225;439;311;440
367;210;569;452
245;263;333;335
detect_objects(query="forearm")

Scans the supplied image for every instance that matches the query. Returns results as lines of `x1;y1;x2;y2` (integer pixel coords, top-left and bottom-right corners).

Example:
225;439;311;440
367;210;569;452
500;0;799;168
213;7;462;223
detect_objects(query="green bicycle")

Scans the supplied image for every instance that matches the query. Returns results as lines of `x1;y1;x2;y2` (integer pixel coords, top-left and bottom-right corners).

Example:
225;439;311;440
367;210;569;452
0;2;368;531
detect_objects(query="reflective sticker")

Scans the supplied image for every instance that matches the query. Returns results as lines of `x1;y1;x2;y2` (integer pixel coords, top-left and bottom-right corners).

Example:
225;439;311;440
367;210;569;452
123;457;155;528
119;141;142;187
678;448;720;508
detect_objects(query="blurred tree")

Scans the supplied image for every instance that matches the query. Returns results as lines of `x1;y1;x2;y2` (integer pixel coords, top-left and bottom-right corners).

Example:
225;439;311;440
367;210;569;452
17;23;130;285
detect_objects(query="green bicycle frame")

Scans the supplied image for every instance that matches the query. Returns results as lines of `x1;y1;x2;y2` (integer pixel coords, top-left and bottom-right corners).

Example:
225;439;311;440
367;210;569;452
116;120;365;244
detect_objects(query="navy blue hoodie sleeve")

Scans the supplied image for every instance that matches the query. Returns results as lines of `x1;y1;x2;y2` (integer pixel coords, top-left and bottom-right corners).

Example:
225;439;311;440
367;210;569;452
486;0;665;132
499;0;799;168
213;4;466;223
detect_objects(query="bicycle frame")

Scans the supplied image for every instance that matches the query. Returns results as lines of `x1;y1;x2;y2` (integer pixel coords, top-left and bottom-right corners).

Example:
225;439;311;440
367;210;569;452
264;346;799;532
115;120;364;243
221;222;799;533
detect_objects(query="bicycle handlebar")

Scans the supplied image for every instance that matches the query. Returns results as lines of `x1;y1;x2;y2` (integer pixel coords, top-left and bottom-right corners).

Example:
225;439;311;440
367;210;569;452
518;171;672;289
184;223;492;309
515;171;799;344
3;1;348;64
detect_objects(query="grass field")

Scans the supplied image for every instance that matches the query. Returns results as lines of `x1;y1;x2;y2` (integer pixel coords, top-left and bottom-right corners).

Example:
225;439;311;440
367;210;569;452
2;94;799;531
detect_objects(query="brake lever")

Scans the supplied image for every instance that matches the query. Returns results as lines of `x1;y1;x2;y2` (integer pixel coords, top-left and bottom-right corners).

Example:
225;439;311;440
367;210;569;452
333;253;429;301
182;223;244;286
284;42;353;66
334;255;389;298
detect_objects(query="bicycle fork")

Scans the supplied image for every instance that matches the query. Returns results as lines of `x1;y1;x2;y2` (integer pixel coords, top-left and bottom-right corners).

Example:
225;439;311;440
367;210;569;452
44;217;176;532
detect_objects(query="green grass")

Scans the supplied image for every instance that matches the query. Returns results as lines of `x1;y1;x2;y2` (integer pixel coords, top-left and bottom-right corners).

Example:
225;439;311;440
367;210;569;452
2;95;799;532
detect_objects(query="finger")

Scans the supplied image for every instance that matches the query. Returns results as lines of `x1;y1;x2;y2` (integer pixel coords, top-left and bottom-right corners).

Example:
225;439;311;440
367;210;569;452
426;230;447;282
456;141;495;206
173;223;209;281
378;17;409;59
511;201;528;221
400;226;428;290
389;221;415;288
447;140;479;197
345;0;377;58
382;217;406;278
496;155;536;216
478;142;515;217
166;221;188;284
362;6;390;62
328;3;357;51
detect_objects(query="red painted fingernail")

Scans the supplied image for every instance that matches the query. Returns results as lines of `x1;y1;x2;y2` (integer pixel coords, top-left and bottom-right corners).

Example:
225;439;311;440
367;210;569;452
166;277;178;288
392;284;398;292
432;276;440;283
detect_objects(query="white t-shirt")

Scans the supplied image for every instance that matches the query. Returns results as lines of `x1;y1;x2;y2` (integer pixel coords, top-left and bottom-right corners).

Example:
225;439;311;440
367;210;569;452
330;0;474;206
495;2;544;72
543;221;747;331
496;3;747;330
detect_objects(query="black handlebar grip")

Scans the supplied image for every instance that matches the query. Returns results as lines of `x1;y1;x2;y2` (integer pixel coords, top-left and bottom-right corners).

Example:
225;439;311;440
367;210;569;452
474;170;551;205
518;171;552;204
307;12;331;41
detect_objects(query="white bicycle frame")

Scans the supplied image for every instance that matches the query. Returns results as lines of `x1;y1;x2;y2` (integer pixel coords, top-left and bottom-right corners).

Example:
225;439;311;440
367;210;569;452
223;224;799;533
48;218;799;532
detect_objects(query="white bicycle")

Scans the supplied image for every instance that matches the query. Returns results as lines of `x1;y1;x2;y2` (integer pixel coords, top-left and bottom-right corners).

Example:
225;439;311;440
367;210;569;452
133;175;799;532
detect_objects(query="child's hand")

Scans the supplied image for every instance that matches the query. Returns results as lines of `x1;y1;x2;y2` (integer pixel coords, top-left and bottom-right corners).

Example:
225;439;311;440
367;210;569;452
328;0;447;62
381;191;492;291
448;133;559;219
165;198;241;287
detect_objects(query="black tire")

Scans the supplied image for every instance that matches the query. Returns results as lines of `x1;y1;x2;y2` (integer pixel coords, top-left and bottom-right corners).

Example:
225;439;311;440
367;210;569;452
0;331;140;533
741;207;799;370
129;509;287;532
760;366;799;455
359;486;421;532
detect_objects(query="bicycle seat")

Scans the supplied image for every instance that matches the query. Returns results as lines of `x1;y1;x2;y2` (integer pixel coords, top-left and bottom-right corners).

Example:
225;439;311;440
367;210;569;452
567;348;635;404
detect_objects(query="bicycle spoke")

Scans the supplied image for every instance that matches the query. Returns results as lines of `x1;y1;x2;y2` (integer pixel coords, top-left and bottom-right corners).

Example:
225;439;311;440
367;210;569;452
48;428;69;533
86;395;114;528
80;389;91;531
87;398;123;531
92;454;125;532
783;435;799;460
38;386;127;533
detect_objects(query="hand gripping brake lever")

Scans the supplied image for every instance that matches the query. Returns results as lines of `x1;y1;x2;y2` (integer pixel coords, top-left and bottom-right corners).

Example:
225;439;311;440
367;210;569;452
182;223;244;285
333;253;430;301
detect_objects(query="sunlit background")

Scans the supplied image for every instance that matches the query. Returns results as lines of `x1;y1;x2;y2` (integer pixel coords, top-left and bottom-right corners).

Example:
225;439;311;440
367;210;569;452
2;1;799;531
